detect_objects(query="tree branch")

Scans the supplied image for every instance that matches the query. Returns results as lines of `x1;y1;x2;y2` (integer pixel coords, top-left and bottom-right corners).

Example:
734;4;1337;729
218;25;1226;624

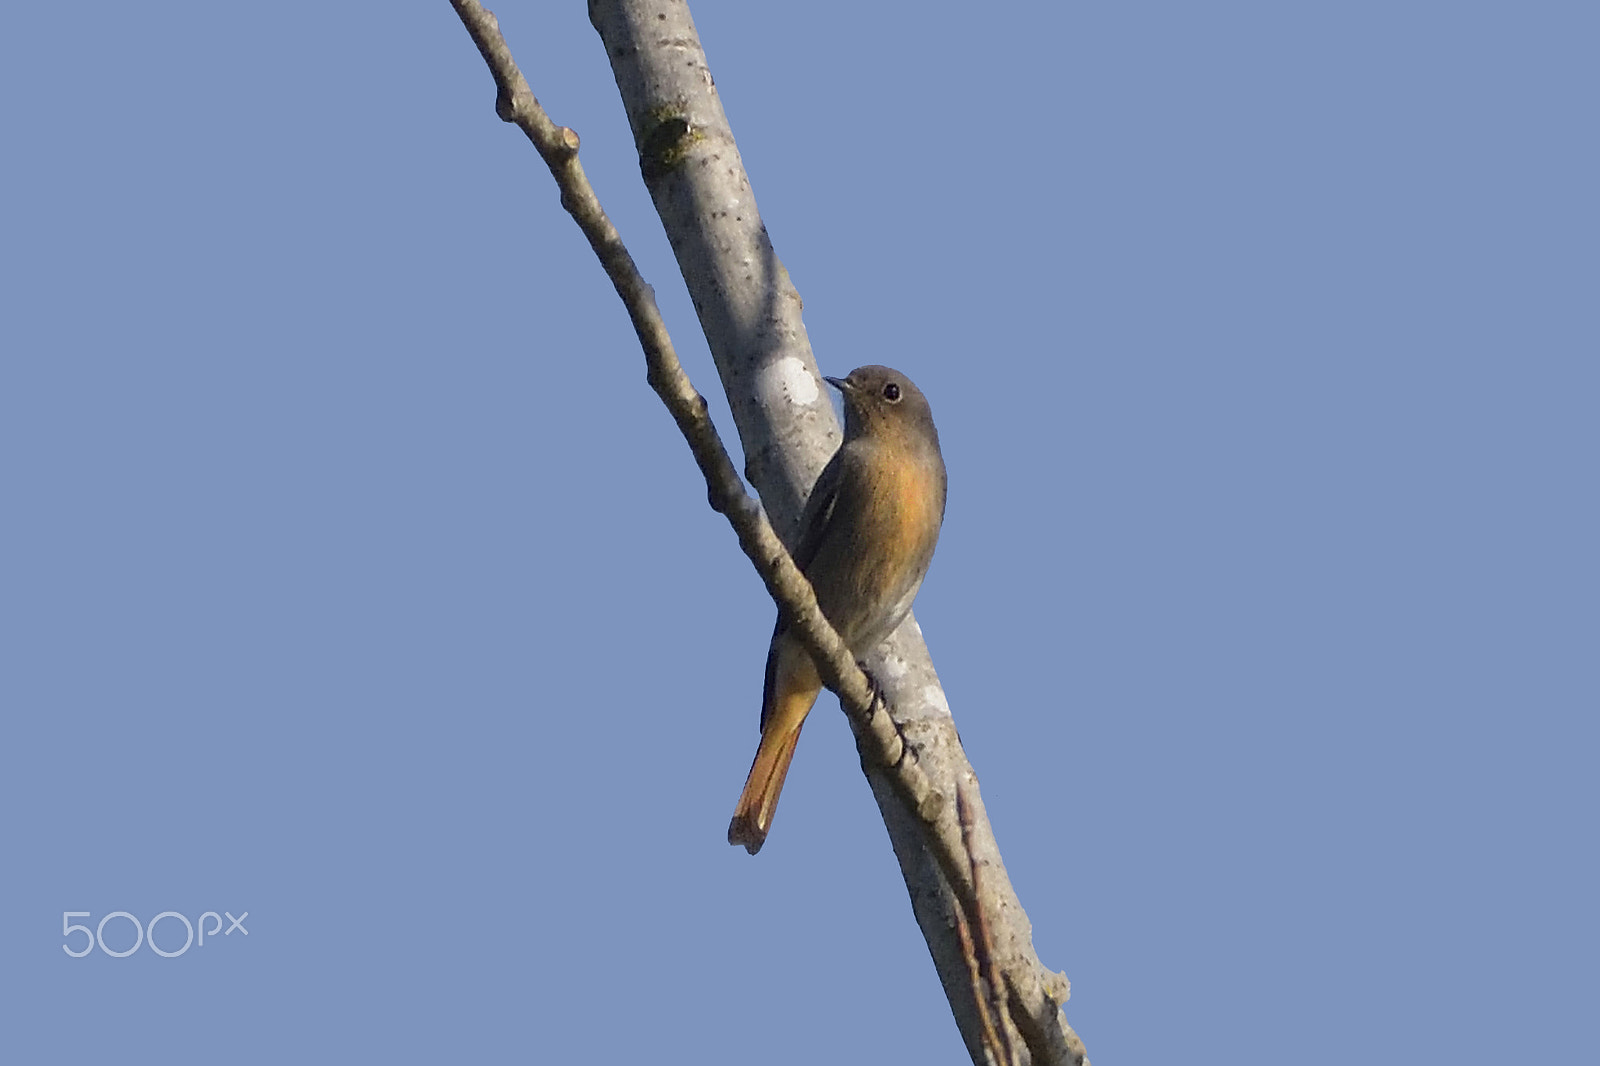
447;2;1087;1062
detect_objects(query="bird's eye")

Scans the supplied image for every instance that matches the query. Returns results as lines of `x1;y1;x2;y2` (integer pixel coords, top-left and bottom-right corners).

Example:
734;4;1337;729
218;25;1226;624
882;382;901;403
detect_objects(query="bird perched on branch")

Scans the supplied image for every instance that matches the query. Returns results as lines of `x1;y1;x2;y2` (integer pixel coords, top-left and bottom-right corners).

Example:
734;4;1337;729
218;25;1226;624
728;365;947;854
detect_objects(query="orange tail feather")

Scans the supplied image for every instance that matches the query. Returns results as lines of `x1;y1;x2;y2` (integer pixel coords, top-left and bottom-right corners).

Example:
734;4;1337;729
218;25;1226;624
727;720;805;855
730;634;821;854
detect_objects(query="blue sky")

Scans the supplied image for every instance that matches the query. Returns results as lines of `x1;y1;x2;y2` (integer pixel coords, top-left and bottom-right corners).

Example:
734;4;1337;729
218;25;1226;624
2;2;1595;1062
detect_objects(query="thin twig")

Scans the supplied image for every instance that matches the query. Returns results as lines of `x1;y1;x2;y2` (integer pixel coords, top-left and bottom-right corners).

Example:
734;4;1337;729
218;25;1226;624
960;781;1023;1066
952;884;1005;1066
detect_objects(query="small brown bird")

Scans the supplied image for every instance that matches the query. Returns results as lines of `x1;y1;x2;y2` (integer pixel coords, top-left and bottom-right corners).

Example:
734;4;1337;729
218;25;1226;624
728;365;947;854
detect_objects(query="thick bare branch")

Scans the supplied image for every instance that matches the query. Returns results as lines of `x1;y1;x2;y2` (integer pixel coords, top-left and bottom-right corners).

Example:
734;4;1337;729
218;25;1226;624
447;2;1086;1062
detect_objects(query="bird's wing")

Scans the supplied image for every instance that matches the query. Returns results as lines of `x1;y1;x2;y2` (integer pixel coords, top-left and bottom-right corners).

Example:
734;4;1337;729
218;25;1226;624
759;447;843;733
791;448;843;574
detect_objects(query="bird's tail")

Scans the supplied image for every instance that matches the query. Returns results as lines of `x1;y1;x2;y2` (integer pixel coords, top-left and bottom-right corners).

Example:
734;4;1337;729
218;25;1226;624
727;719;805;855
729;634;821;855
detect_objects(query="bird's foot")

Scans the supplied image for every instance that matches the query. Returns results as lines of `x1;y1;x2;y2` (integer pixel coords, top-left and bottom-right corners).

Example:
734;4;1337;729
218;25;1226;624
857;661;887;713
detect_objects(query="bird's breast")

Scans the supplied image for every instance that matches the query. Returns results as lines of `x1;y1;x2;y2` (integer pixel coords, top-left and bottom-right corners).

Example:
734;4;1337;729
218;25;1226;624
811;441;945;652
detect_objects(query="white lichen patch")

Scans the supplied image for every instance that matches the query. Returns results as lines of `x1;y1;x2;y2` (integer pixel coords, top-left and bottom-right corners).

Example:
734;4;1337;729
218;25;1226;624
877;652;911;682
920;684;951;716
756;356;819;408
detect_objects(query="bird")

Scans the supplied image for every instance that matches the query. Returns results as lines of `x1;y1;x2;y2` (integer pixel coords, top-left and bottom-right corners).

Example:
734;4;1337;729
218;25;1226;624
728;365;947;854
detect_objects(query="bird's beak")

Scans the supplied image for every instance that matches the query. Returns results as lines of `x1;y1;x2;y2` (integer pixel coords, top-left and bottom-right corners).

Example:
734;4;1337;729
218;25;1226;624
824;375;850;392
